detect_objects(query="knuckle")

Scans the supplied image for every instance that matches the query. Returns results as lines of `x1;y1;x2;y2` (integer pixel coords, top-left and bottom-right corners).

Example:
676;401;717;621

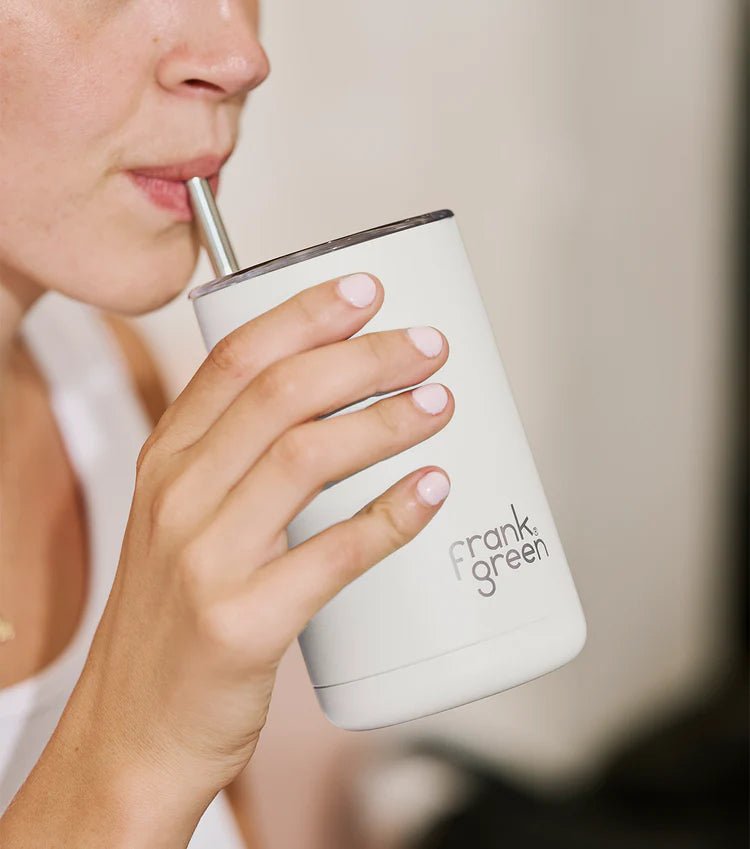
271;426;320;476
149;474;188;531
176;538;214;605
208;332;253;380
136;410;177;477
252;361;298;407
136;433;158;475
291;289;322;328
195;600;243;655
326;529;365;584
372;398;408;442
367;496;413;550
361;331;387;372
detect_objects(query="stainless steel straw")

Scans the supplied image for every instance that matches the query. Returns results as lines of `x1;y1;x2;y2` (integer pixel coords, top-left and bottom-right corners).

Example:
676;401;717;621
186;177;239;278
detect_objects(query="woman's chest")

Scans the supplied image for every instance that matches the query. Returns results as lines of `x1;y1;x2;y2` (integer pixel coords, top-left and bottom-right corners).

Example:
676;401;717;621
0;353;87;690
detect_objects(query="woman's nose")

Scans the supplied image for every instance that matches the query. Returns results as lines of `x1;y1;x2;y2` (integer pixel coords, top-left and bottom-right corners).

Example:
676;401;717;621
156;2;270;100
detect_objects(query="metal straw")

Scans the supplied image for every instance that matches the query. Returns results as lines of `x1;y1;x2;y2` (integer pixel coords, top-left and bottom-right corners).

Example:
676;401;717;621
187;177;239;278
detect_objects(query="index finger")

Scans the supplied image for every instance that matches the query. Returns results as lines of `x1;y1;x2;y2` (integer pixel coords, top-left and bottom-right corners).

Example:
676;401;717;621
155;273;383;451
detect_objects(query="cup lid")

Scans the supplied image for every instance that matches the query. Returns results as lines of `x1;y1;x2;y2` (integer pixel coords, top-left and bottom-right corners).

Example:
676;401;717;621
188;209;453;301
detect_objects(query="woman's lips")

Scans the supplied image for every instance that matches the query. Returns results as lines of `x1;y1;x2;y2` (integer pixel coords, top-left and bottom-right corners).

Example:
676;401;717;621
126;155;225;221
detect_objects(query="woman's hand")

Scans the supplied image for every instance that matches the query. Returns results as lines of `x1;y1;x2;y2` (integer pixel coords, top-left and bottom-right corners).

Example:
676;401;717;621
0;273;453;848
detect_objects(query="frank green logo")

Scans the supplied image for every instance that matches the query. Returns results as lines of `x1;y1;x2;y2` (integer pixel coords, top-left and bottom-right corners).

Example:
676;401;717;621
448;504;549;598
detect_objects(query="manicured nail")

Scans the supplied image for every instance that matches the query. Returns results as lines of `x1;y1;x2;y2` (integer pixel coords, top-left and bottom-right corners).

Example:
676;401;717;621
416;470;451;506
407;326;443;358
336;273;377;307
411;383;449;415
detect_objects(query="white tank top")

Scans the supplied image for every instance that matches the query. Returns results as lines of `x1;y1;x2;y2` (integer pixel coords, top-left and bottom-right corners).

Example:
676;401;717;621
0;293;245;847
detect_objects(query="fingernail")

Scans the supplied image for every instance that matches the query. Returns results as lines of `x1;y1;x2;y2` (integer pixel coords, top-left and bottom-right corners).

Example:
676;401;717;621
407;326;443;358
336;273;377;307
411;383;449;415
416;470;451;506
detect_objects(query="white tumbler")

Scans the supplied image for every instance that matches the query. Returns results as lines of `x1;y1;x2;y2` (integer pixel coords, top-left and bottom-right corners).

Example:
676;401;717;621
190;210;586;730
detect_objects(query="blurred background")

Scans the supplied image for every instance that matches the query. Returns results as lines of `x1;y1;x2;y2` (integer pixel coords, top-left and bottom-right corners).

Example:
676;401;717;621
133;1;747;847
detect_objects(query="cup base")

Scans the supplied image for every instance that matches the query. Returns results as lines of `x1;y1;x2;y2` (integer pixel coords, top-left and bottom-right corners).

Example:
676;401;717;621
309;606;587;731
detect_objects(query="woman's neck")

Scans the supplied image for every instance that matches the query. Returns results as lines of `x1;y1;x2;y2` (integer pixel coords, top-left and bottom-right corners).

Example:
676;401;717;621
0;271;43;391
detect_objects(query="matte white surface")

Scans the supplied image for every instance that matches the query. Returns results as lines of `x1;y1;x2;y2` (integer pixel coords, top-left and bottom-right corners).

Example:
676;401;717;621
194;217;586;727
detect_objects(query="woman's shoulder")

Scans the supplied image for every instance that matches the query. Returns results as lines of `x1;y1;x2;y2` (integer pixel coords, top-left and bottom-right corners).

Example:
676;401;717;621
100;314;168;426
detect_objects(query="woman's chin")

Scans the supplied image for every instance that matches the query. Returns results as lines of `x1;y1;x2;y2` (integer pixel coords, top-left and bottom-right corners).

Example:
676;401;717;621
104;266;196;316
109;281;186;316
27;255;195;317
3;209;201;316
74;235;199;316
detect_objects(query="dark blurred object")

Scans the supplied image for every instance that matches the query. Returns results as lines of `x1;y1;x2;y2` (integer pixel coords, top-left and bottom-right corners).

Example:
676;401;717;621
412;10;749;849
414;669;747;849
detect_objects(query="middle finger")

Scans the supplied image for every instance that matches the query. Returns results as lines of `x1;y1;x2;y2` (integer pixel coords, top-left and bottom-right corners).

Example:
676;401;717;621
208;381;455;567
185;325;449;503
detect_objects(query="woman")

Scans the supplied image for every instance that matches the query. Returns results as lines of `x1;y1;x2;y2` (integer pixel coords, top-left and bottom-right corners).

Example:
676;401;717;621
0;2;454;846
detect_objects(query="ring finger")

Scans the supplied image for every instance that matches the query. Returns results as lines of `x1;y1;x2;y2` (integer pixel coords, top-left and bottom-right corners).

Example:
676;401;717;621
208;382;454;567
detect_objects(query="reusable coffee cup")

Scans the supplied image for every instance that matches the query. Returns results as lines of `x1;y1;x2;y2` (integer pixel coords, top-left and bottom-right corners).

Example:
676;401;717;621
187;179;587;730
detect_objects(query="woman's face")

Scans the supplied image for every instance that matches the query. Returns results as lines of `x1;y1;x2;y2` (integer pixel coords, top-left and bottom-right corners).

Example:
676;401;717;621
0;1;269;315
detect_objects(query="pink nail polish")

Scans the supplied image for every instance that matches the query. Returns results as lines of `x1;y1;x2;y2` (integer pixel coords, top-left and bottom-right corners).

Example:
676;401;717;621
407;326;443;357
416;470;451;506
411;383;449;415
336;273;377;307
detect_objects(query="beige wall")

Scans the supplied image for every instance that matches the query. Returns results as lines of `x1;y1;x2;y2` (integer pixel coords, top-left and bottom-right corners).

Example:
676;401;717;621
134;0;740;840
